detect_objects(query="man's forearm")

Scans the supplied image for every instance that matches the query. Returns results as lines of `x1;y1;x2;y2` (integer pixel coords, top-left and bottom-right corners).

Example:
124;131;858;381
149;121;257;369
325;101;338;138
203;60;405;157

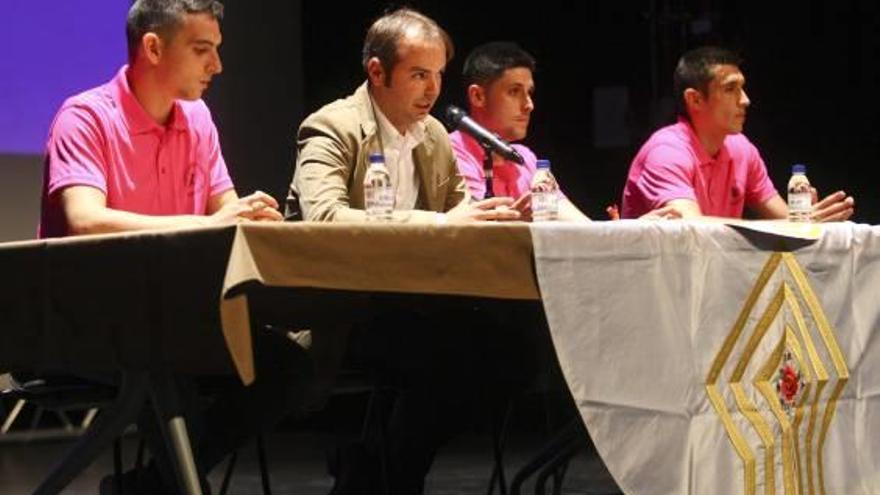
65;208;209;236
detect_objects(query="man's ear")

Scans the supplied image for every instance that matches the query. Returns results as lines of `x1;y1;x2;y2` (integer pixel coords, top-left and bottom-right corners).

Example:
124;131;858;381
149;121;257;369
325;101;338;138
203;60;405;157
366;57;386;87
141;32;164;65
467;84;486;109
683;88;703;113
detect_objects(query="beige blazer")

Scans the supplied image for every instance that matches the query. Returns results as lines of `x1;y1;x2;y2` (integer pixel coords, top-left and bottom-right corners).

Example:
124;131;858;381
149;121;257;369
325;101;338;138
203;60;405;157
289;82;469;222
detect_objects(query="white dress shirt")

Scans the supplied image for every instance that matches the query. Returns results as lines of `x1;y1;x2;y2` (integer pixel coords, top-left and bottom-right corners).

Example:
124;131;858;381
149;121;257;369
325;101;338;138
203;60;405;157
372;99;426;210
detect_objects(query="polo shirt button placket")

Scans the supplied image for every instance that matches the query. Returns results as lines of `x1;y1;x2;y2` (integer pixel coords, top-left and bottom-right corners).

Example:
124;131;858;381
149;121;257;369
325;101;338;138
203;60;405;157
159;133;168;175
156;132;167;206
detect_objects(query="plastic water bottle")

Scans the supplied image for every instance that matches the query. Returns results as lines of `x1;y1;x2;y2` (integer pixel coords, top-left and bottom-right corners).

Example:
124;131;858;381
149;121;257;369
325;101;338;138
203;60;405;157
364;153;394;222
531;159;559;222
787;164;812;223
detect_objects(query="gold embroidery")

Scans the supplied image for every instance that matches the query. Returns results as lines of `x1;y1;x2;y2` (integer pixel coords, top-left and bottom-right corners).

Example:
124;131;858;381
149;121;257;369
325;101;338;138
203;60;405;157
705;253;781;495
783;254;849;495
706;253;848;495
730;285;785;494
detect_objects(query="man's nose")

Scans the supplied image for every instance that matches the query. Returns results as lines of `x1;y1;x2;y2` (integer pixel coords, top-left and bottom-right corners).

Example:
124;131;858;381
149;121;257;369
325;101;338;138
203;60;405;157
210;51;223;75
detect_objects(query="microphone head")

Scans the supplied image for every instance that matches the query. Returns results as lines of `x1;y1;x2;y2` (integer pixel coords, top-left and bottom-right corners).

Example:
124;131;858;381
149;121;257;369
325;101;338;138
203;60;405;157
445;105;465;127
509;149;525;166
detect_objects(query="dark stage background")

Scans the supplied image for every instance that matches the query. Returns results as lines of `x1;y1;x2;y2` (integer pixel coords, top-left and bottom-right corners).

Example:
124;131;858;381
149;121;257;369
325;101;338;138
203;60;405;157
210;0;880;222
2;1;878;240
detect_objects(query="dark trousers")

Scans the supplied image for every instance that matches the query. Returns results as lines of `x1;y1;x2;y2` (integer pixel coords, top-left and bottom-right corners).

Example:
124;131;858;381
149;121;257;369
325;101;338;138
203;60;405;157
333;294;548;495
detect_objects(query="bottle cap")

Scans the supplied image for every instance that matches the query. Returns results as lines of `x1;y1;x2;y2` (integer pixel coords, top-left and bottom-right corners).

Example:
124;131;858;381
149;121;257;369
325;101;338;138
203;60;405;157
368;153;385;163
536;159;551;169
792;164;806;174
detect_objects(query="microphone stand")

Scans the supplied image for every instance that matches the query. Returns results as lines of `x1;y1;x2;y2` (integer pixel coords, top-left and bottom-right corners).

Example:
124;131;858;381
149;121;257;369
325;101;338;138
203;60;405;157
481;142;494;199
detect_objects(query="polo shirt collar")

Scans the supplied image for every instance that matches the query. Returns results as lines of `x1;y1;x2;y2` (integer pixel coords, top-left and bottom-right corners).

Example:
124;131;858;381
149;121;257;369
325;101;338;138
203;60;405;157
678;117;729;166
110;65;189;135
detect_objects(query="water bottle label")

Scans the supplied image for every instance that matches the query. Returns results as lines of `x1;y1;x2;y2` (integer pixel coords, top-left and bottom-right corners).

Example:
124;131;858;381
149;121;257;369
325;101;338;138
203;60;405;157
365;185;394;220
788;194;811;210
377;189;394;208
532;191;559;222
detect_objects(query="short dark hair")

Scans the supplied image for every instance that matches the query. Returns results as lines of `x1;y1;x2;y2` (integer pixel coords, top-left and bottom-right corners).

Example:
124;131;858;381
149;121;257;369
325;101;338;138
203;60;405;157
362;7;454;85
126;0;224;61
673;46;742;118
462;41;536;89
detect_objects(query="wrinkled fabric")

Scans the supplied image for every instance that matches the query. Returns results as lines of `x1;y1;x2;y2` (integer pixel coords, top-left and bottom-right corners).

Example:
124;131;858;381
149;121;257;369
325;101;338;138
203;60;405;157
532;220;880;495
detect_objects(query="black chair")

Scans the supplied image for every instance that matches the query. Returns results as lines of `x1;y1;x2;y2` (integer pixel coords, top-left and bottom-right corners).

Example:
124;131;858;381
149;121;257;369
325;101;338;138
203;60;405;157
489;359;623;495
2;370;222;495
505;410;623;495
1;373;129;494
2;374;116;437
487;366;575;495
215;434;272;495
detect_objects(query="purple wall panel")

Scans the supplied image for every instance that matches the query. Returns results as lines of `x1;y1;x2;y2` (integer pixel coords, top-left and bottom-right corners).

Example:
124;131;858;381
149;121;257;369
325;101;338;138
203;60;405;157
0;1;128;154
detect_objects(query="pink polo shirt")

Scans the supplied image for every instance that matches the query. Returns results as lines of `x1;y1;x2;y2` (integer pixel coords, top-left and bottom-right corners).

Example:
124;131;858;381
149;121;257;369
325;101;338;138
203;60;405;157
38;66;234;238
621;118;778;219
449;130;538;200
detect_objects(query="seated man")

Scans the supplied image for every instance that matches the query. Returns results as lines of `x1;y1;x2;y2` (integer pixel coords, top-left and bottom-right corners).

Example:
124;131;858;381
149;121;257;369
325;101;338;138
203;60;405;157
450;41;589;220
622;46;854;221
288;12;518;223
289;8;535;495
39;0;305;492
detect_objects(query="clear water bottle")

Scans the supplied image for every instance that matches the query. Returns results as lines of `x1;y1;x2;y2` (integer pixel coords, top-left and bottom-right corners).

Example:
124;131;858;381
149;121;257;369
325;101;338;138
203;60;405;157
531;159;559;222
364;153;394;222
787;164;812;223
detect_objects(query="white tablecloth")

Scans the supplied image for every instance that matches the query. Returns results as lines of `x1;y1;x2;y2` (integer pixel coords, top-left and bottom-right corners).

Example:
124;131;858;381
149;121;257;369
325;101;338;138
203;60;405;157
531;220;880;495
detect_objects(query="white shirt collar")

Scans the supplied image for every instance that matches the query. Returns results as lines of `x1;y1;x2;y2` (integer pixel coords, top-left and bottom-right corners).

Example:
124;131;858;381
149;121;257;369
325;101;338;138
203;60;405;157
369;94;425;210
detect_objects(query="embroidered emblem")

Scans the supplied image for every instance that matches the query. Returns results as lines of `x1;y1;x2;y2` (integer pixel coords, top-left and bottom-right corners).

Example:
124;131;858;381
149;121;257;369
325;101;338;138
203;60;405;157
774;350;806;416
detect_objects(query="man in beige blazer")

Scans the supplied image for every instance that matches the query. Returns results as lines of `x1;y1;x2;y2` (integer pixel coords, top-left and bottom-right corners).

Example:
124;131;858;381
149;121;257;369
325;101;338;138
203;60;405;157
288;9;517;223
286;8;538;495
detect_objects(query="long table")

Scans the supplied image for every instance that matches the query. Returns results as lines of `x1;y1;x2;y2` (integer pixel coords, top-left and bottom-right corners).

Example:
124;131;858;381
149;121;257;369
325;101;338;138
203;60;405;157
0;222;538;494
2;221;878;495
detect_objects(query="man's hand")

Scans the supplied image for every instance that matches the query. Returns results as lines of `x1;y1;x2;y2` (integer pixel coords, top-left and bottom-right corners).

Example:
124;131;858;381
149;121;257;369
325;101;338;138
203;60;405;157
606;204;620;220
511;192;532;222
639;204;685;220
446;197;521;223
811;189;854;223
210;190;283;225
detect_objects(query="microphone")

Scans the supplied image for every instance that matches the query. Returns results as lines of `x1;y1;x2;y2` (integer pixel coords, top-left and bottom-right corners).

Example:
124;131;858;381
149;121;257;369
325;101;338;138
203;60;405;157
445;105;524;165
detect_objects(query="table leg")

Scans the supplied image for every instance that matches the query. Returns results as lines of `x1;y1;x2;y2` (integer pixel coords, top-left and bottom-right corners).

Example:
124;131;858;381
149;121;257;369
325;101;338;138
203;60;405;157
149;372;204;495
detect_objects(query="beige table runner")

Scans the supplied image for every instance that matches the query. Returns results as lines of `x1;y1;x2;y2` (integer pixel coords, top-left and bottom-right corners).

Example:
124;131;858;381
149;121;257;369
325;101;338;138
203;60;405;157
220;222;539;384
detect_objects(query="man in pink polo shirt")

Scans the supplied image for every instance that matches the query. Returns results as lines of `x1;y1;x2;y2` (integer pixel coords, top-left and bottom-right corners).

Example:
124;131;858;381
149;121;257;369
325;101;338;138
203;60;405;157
449;42;590;221
35;2;304;494
39;1;281;238
622;46;854;221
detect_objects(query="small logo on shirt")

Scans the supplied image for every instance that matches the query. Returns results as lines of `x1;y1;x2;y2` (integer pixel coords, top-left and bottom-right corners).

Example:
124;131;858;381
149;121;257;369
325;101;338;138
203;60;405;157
186;165;202;197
